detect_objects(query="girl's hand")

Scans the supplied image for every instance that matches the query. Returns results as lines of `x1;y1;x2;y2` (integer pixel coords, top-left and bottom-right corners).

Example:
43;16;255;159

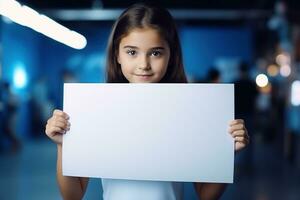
45;109;70;145
228;119;249;152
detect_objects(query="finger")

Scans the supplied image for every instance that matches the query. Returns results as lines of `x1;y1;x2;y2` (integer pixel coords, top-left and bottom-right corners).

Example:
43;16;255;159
53;121;69;130
53;109;69;119
47;126;66;136
50;116;70;127
48;117;69;128
55;118;70;127
229;119;244;126
234;136;246;143
230;130;245;137
229;124;245;133
50;126;66;136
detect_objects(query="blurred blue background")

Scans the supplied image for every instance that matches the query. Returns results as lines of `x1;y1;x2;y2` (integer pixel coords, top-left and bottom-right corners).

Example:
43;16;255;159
0;0;300;200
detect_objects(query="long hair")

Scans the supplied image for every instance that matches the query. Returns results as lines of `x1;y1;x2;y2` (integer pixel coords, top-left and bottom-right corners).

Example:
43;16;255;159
105;3;187;83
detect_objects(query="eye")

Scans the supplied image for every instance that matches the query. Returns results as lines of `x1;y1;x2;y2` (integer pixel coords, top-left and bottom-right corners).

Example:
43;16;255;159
151;50;162;57
126;49;137;56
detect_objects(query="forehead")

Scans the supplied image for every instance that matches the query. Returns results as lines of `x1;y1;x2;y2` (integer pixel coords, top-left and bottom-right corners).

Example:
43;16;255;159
119;28;168;48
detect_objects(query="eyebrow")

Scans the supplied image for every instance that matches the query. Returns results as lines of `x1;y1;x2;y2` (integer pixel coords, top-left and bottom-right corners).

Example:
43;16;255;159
123;45;165;50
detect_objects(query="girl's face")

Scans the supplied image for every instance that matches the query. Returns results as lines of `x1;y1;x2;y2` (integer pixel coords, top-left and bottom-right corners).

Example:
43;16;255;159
117;27;170;83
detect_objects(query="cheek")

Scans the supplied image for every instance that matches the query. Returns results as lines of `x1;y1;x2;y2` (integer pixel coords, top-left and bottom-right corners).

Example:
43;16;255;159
153;57;169;74
120;65;132;82
120;60;136;82
119;55;133;72
120;64;132;77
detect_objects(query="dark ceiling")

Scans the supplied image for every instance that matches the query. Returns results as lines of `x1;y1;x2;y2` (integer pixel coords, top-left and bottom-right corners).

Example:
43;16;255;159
17;0;300;23
19;0;294;10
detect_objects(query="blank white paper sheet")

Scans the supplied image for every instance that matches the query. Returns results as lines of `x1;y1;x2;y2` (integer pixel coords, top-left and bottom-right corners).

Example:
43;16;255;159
63;83;234;183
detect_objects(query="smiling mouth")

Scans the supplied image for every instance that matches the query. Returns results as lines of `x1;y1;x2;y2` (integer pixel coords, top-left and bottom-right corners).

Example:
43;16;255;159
135;74;153;76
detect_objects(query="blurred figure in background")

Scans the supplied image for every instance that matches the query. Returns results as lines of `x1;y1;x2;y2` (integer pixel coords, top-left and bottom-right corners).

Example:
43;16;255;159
269;81;285;142
206;67;221;83
62;69;78;83
30;76;55;137
234;61;258;170
0;81;21;152
234;62;258;121
192;67;220;83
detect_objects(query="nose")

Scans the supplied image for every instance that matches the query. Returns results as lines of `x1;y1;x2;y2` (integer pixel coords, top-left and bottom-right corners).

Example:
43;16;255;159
138;54;151;70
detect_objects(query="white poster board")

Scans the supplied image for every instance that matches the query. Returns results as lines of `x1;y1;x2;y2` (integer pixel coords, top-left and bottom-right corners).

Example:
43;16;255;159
63;83;234;183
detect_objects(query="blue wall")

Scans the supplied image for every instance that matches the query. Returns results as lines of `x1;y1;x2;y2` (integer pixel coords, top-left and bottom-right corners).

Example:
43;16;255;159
180;26;253;80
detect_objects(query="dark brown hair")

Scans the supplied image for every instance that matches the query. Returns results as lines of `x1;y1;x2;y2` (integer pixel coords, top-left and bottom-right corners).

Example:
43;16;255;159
105;2;187;83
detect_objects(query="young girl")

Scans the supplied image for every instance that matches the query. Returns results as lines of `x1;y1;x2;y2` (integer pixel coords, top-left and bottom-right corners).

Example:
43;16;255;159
45;3;249;200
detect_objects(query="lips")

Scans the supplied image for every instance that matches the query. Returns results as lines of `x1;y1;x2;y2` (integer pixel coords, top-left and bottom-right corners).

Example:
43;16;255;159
135;74;153;76
134;73;154;80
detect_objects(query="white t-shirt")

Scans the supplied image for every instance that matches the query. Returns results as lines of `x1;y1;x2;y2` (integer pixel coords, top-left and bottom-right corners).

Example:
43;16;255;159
101;179;183;200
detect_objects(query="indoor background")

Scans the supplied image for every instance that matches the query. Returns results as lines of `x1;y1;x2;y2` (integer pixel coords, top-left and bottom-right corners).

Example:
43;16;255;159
0;0;300;199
